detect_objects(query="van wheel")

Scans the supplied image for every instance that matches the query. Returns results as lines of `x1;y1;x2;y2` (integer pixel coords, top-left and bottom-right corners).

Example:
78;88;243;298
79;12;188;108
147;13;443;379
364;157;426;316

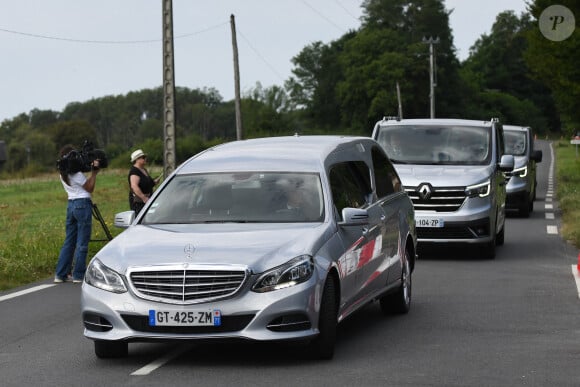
496;224;505;246
519;196;530;218
484;241;496;259
94;340;128;358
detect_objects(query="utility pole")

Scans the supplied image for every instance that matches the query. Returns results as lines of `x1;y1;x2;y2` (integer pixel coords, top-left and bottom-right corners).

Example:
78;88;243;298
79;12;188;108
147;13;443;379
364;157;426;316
162;0;176;177
230;14;243;140
422;36;440;119
396;82;403;119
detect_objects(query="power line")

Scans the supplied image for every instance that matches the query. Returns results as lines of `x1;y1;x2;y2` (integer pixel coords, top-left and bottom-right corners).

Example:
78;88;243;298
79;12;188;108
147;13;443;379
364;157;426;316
0;22;228;45
333;0;360;21
0;21;287;85
300;0;349;33
237;28;286;82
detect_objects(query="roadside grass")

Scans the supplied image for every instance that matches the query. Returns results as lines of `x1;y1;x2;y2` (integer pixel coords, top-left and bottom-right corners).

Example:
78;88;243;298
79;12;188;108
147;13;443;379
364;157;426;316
0;144;578;291
555;140;580;247
0;169;131;290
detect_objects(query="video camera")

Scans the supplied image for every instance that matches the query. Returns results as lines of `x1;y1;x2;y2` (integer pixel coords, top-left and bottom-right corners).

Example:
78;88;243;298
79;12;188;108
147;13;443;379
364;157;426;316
56;140;108;174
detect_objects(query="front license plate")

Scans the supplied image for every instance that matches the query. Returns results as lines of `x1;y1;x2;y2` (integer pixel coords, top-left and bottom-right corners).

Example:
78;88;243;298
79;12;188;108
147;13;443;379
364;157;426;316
416;217;444;228
149;309;222;326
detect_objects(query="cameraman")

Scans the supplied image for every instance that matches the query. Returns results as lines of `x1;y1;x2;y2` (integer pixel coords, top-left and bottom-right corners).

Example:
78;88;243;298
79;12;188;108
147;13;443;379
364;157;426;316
54;144;100;284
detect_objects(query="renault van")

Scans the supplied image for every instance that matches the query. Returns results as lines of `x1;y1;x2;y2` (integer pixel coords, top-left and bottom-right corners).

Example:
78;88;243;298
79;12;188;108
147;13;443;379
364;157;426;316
503;125;543;217
372;117;514;258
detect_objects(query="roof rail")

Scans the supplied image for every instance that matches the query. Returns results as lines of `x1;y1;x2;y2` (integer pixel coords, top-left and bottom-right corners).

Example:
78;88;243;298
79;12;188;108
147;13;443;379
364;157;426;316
381;116;401;122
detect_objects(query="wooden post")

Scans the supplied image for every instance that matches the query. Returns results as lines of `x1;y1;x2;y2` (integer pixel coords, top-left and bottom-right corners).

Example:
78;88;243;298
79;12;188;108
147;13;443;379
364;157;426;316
162;0;176;177
231;14;243;140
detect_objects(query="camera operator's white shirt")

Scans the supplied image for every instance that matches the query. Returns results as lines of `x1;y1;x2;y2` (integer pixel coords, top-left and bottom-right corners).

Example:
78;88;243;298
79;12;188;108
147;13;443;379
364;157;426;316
61;172;91;200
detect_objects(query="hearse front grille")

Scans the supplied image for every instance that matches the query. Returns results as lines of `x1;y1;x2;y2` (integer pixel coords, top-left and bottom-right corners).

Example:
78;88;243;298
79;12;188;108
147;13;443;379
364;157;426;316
129;268;248;305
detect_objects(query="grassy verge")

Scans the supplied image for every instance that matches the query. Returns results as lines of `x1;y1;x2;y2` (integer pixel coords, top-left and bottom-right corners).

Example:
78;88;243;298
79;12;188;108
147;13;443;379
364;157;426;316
0;169;135;290
555;140;580;247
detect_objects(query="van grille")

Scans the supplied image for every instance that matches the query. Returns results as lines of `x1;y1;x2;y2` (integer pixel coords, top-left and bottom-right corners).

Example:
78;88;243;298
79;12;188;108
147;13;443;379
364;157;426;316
129;268;248;305
405;185;466;212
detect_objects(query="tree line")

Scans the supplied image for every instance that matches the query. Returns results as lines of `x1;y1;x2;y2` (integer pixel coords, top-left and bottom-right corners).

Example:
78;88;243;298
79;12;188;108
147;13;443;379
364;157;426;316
1;0;577;176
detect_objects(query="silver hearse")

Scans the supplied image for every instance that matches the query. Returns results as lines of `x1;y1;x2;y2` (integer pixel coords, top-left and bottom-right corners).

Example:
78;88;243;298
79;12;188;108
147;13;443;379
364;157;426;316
81;135;417;359
503;125;543;217
372;118;514;259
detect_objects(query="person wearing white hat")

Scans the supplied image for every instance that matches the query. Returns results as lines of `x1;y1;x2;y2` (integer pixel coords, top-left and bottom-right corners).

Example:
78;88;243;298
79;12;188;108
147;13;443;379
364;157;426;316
128;149;160;214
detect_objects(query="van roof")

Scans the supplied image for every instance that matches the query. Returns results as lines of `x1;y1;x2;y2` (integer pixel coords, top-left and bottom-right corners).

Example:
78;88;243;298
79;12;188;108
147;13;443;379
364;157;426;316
503;125;531;132
375;117;498;128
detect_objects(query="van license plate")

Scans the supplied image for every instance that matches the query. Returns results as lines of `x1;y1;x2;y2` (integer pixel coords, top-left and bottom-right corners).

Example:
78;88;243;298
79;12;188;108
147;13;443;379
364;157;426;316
149;309;221;326
416;217;444;228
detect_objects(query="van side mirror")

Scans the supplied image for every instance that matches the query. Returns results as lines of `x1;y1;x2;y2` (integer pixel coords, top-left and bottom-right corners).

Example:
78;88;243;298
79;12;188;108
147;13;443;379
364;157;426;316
531;150;543;163
499;154;514;172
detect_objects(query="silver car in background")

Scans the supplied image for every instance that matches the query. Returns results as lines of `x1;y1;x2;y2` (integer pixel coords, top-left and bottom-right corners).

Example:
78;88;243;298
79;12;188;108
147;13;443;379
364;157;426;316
372;117;514;259
503;125;543;217
81;135;417;359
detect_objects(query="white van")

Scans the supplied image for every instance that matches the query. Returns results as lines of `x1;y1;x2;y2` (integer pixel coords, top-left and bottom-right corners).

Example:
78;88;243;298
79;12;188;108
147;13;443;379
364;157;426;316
503;125;543;217
372;117;514;258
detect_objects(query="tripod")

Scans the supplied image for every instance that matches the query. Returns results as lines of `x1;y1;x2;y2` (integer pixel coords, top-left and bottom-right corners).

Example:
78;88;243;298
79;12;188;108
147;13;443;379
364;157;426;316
91;203;113;242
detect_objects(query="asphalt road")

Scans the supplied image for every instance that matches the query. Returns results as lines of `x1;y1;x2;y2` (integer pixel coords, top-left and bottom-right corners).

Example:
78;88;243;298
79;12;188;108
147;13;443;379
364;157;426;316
1;140;579;387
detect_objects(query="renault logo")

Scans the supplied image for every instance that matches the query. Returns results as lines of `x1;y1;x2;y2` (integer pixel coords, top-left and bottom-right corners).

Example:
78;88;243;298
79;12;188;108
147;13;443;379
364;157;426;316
417;183;433;200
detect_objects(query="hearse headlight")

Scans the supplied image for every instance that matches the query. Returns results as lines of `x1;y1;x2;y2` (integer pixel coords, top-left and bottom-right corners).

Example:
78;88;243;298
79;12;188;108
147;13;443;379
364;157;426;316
252;255;314;293
85;259;127;293
465;180;490;198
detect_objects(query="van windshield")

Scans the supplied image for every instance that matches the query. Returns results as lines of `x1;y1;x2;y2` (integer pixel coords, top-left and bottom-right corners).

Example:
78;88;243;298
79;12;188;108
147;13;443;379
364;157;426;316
504;131;527;156
376;125;492;165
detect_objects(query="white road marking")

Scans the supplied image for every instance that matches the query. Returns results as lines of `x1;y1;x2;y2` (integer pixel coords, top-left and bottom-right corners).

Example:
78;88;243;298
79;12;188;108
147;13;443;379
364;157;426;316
545;213;555;220
545;204;553;210
131;344;191;376
572;266;580;299
546;198;552;202
0;284;55;302
547;225;558;234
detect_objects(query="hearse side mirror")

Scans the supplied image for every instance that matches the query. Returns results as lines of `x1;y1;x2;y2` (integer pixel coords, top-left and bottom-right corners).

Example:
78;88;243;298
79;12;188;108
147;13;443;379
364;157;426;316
339;207;370;226
531;150;543;163
114;211;135;229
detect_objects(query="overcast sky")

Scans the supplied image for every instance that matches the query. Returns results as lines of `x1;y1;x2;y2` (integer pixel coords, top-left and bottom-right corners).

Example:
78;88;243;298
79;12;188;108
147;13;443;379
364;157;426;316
0;0;529;123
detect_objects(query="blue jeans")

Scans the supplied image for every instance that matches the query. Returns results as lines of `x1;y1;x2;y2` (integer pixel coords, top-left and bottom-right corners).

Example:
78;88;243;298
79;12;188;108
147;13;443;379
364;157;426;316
55;198;93;280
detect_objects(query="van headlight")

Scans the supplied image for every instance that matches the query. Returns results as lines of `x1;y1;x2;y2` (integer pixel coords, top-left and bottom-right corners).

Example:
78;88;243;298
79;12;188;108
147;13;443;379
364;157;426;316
465;180;490;198
512;166;528;177
85;258;127;293
252;255;314;293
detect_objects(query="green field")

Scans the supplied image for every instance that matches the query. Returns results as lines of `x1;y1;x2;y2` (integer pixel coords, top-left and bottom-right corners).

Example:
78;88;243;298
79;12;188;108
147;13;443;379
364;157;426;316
1;144;578;291
0;168;134;290
555;140;580;247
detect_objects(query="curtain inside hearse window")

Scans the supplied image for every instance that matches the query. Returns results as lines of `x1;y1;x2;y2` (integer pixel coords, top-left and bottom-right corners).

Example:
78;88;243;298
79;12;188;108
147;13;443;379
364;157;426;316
329;161;371;220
